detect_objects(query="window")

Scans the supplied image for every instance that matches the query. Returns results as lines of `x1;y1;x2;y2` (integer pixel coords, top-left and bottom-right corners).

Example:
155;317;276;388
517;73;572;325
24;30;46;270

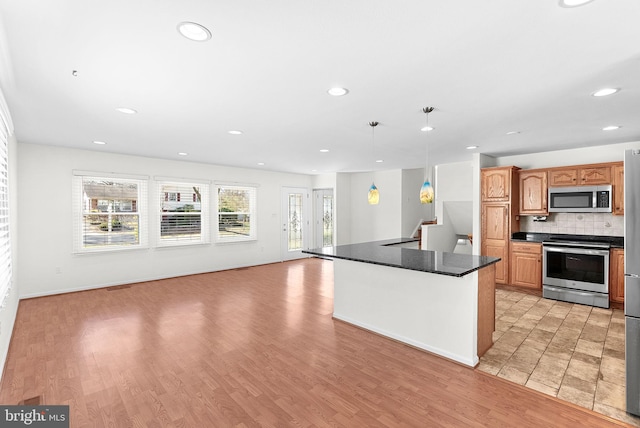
0;92;12;307
216;185;256;242
158;180;210;246
73;173;148;252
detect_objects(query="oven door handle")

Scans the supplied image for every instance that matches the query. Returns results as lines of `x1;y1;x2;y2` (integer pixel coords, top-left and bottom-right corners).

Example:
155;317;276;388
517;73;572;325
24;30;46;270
543;246;610;257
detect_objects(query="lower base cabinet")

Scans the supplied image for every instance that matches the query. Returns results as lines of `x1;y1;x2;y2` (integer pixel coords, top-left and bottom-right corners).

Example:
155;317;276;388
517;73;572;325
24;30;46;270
610;248;625;304
484;242;508;284
510;242;542;290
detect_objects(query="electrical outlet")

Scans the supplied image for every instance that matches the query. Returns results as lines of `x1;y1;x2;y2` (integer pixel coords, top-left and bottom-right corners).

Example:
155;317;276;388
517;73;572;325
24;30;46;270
55;267;62;274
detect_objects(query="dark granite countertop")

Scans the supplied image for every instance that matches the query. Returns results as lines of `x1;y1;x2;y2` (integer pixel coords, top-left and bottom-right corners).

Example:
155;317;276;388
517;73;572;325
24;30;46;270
303;238;500;277
511;232;624;248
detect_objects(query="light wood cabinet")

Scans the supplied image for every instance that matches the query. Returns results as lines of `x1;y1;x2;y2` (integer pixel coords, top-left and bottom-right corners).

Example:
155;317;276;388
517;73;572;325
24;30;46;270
610;248;625;304
613;163;624;216
581;166;611;185
548;165;612;187
482;204;510;284
482;168;514;201
481;166;519;285
519;170;548;215
548;168;578;187
510;242;542;289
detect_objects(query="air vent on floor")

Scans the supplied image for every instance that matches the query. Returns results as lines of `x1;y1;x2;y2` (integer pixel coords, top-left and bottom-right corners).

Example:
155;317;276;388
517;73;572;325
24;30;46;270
19;395;42;405
106;285;132;291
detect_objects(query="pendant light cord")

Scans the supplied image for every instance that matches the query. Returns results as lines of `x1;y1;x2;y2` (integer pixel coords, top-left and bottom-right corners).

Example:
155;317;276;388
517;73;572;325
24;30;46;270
369;121;378;163
422;107;434;181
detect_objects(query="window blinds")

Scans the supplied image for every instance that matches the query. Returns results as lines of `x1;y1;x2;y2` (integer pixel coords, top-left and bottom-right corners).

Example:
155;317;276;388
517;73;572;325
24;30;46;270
158;181;210;246
0;91;13;308
72;172;149;253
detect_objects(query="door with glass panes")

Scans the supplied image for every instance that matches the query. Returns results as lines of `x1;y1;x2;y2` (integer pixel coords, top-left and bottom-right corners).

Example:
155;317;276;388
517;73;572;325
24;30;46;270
313;189;334;249
281;187;309;260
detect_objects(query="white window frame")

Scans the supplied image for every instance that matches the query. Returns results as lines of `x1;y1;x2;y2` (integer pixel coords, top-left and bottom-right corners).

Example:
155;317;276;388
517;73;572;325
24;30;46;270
156;178;210;247
215;183;257;243
72;171;149;253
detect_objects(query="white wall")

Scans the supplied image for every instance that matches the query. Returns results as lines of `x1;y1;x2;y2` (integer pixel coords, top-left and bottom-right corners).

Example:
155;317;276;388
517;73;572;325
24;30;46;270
335;172;352;245
348;170;402;243
401;168;432;237
435;161;474;201
435;161;473;223
17;143;312;298
422;209;456;252
312;173;336;190
495;141;640;168
0;134;19;377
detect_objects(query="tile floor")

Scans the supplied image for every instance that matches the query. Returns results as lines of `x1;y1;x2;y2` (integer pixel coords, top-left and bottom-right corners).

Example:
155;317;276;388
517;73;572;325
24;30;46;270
477;288;640;426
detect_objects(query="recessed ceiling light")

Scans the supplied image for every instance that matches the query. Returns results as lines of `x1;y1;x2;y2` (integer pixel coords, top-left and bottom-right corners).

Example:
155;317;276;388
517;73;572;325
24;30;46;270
558;0;595;7
92;140;106;145
506;131;520;135
376;159;383;163
116;107;137;114
257;162;265;166
177;22;212;42
319;149;329;153
327;87;349;96
177;152;188;156
311;169;317;172
466;146;479;150
603;125;621;131
592;88;619;97
228;130;243;135
420;126;434;132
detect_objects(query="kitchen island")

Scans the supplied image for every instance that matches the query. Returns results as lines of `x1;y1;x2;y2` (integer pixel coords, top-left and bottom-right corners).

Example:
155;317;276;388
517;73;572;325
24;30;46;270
303;239;500;367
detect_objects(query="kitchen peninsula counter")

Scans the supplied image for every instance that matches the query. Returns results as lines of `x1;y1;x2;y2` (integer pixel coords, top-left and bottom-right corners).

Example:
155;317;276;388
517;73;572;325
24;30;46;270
303;239;499;367
304;238;499;276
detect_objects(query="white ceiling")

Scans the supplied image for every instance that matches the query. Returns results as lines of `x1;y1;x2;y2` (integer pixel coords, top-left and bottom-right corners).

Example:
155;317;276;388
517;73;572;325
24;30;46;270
0;0;639;175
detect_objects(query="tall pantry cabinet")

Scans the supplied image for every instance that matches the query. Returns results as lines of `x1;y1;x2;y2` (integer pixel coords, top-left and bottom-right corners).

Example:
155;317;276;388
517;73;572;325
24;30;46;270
481;166;520;284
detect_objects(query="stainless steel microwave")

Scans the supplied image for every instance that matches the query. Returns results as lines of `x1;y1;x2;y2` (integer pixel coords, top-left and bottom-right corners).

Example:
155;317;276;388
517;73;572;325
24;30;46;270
548;185;612;213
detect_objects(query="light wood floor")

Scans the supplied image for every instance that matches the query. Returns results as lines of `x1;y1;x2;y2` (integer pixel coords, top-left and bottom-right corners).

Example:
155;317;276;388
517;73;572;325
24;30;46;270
0;258;633;427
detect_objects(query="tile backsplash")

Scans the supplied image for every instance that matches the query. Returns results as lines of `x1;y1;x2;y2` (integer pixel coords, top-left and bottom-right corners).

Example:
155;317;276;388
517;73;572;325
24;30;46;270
520;212;623;237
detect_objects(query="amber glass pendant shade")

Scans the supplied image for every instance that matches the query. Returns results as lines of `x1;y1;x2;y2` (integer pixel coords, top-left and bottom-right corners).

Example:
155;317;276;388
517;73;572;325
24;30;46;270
420;180;434;204
368;182;379;205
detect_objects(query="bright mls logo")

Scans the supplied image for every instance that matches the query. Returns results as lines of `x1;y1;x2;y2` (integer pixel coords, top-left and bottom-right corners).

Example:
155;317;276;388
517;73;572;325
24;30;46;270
0;406;69;427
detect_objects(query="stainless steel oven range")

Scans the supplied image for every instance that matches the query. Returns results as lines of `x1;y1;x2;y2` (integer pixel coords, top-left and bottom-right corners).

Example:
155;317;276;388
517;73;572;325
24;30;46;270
542;238;610;308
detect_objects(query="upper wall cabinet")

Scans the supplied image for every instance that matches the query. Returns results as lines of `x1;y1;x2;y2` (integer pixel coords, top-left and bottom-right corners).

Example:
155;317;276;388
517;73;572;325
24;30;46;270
548;165;611;187
548;168;577;187
580;166;612;185
519;170;548;215
481;167;520;202
613;162;624;216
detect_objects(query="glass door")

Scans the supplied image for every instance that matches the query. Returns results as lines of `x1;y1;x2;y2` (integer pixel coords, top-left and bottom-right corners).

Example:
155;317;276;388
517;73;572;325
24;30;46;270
313;189;334;248
281;187;309;261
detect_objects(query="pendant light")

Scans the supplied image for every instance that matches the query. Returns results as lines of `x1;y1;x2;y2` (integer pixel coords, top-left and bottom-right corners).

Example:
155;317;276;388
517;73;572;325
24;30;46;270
368;121;380;205
420;107;435;204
